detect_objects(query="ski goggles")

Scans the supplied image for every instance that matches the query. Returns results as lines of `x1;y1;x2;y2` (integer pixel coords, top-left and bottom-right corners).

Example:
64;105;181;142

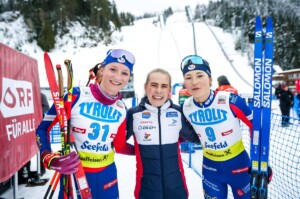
102;49;135;74
180;55;211;76
109;49;136;65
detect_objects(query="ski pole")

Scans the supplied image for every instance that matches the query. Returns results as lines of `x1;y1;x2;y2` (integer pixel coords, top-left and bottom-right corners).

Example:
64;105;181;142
44;171;59;199
48;172;61;199
44;171;61;199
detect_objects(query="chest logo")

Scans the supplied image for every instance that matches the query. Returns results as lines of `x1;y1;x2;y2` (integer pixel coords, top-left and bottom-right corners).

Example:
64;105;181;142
189;108;227;125
79;102;122;122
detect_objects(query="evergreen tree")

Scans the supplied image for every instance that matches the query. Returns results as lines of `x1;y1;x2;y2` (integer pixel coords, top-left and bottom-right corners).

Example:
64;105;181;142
112;3;121;30
38;18;55;51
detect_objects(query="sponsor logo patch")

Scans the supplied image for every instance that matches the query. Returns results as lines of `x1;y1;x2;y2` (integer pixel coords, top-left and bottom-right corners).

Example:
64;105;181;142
72;127;86;134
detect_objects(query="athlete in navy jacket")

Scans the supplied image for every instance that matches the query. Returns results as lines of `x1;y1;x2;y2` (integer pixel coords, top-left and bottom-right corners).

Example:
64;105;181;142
126;68;200;199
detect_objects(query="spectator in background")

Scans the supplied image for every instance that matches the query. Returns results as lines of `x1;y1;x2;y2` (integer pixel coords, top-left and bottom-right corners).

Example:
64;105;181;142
293;90;300;122
275;83;282;99
216;75;238;95
41;92;50;116
279;84;294;127
178;85;191;105
39;92;50;176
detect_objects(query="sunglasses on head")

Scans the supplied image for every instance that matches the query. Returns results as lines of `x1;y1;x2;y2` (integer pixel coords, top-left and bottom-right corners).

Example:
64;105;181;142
180;55;205;71
108;49;135;65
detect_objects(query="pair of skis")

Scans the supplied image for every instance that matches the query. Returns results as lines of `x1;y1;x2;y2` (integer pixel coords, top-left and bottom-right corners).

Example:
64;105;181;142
43;52;93;199
250;16;273;199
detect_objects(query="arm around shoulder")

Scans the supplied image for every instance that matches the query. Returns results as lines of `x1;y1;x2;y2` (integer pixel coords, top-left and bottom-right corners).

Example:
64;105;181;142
180;112;201;145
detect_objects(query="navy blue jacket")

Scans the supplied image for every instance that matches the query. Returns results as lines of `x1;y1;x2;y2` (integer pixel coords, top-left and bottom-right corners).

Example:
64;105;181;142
126;97;200;199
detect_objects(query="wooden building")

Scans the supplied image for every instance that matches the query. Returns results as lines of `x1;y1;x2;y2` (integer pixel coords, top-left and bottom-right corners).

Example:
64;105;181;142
273;68;300;91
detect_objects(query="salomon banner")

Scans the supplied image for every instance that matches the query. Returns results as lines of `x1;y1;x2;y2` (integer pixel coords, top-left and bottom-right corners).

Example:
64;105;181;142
0;43;42;182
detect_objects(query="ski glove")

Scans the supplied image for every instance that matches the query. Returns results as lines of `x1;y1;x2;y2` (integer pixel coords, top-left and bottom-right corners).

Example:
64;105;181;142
41;150;80;175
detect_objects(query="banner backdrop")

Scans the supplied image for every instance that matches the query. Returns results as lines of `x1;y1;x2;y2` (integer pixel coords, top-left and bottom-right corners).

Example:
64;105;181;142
0;43;42;182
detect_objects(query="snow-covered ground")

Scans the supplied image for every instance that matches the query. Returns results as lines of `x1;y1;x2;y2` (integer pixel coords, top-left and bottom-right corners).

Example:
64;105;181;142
0;10;285;199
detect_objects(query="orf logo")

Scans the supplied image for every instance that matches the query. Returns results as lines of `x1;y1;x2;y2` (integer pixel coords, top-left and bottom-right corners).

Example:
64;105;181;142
1;78;34;117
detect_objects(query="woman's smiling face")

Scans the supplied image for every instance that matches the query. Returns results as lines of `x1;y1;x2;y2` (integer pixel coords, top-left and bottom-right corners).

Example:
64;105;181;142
144;71;171;107
184;70;212;103
99;62;131;96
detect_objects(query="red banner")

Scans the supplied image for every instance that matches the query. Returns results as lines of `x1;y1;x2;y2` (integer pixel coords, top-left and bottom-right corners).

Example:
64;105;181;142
0;43;42;182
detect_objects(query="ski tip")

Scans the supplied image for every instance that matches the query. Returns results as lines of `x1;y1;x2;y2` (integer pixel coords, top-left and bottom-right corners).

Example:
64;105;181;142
43;51;54;67
56;64;61;69
44;51;50;59
255;16;262;26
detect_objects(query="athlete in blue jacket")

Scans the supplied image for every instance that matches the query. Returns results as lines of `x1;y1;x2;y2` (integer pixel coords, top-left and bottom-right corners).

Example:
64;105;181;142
36;49;135;199
126;68;200;199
